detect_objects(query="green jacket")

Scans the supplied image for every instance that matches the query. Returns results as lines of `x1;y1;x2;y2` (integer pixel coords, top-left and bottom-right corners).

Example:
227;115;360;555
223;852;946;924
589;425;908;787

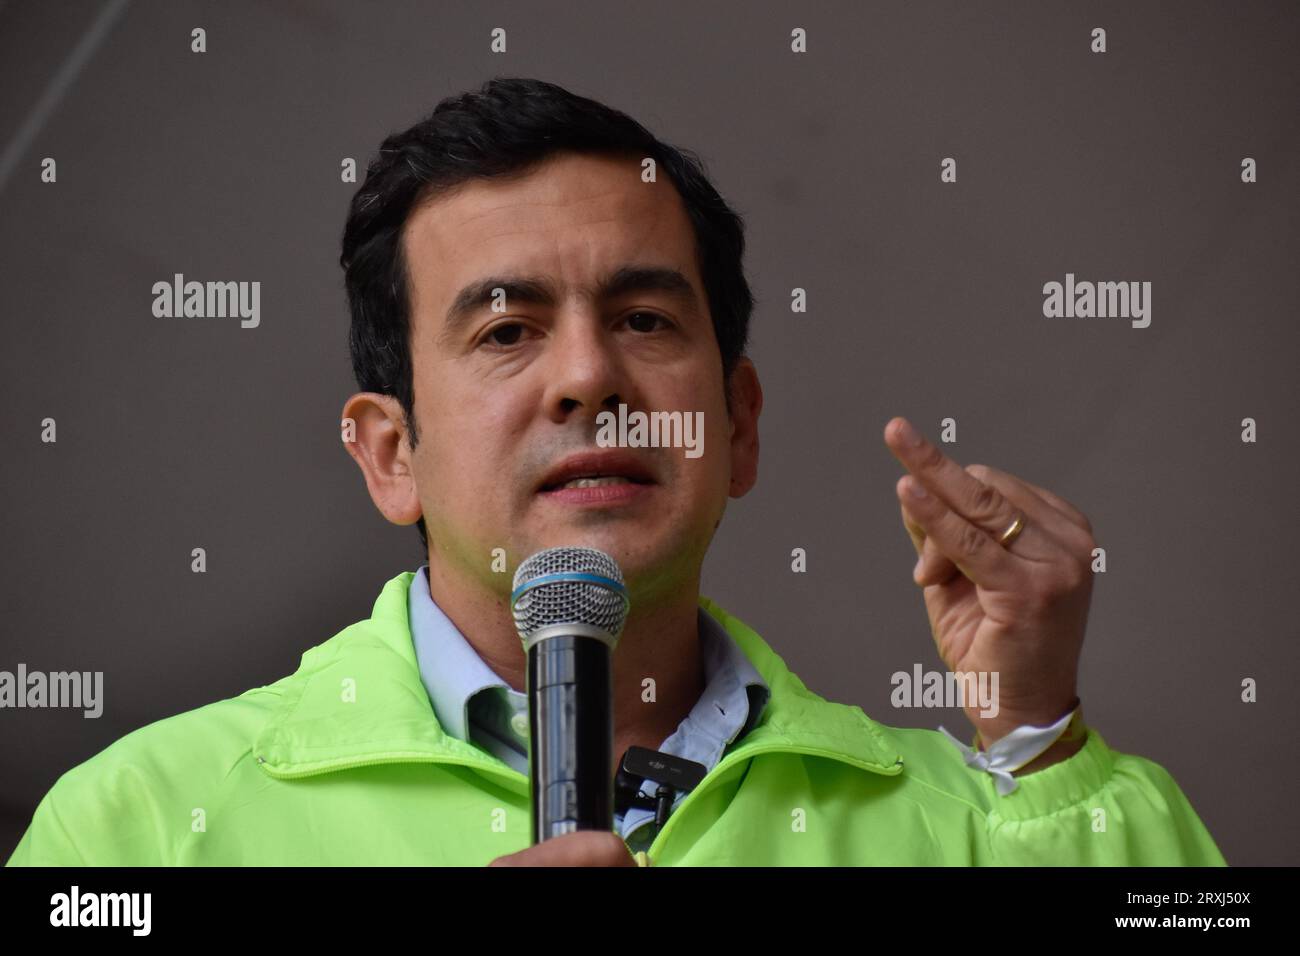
6;571;1226;866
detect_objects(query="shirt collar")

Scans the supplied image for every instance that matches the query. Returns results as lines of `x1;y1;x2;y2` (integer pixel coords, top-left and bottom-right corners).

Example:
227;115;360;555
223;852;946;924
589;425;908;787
407;564;771;749
407;565;518;742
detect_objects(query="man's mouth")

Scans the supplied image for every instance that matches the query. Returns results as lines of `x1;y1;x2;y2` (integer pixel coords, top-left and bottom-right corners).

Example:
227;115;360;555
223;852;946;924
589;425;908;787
537;473;655;506
536;450;658;494
546;475;650;491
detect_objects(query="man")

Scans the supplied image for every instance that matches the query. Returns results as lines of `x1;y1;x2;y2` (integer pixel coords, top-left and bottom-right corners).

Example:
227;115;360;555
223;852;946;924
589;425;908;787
7;77;1224;866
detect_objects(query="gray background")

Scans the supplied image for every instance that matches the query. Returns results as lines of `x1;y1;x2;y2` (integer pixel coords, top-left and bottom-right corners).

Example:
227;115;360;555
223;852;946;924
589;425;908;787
1;0;1296;865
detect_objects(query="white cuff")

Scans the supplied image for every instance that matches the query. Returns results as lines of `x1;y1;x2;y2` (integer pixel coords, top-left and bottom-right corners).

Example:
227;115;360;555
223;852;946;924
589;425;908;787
938;707;1078;796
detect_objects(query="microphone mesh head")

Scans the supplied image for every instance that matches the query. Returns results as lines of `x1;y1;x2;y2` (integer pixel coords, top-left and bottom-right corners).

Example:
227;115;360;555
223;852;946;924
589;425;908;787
511;546;629;646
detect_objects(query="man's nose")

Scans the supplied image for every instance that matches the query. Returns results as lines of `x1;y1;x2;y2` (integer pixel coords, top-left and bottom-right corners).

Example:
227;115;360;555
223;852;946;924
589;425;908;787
542;314;631;423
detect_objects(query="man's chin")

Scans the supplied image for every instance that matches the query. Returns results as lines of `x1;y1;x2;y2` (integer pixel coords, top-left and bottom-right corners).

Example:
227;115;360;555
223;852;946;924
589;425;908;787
516;531;646;566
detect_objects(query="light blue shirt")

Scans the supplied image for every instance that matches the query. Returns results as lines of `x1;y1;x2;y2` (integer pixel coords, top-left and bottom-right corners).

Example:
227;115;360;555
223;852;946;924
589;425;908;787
407;565;770;852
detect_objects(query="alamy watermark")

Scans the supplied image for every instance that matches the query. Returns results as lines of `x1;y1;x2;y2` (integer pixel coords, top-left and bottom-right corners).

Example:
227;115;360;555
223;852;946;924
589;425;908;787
1042;272;1151;328
50;886;150;935
152;273;260;328
0;664;103;718
595;402;704;458
890;664;999;718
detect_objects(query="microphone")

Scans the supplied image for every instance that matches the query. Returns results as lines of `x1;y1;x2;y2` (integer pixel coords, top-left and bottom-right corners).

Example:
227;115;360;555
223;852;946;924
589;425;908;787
511;546;629;844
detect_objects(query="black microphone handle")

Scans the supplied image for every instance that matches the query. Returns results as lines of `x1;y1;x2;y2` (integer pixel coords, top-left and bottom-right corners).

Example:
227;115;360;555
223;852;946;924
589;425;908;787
527;633;614;844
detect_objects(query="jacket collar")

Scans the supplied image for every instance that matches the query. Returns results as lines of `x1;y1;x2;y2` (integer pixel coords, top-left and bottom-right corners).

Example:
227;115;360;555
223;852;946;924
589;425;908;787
253;572;903;787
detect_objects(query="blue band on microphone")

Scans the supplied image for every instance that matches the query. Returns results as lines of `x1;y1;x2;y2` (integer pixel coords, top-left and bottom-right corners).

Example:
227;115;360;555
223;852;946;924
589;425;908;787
511;572;628;609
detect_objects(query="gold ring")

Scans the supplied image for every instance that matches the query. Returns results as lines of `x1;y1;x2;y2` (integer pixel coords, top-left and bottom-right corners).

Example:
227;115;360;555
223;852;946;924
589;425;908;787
997;513;1026;548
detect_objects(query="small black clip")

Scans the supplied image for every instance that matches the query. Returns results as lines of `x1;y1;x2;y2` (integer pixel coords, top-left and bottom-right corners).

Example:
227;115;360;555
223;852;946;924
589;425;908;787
614;746;708;832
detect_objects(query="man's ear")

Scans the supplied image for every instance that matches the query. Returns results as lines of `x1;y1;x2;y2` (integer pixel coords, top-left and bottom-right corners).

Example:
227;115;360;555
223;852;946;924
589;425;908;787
340;393;423;526
726;357;762;498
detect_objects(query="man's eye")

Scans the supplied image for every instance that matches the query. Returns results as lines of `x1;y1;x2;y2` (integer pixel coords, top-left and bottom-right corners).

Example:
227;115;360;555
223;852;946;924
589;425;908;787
483;322;525;347
627;311;668;333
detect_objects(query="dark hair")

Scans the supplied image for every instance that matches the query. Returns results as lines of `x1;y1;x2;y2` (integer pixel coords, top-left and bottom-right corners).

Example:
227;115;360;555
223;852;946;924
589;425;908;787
340;76;754;558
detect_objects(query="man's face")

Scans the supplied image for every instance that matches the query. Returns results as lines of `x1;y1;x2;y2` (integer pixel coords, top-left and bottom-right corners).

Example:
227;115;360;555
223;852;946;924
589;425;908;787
400;151;752;605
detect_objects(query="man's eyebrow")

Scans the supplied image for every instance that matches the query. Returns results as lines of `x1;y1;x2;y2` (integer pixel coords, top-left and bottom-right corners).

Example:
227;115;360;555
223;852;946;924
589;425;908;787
439;266;701;342
600;265;698;306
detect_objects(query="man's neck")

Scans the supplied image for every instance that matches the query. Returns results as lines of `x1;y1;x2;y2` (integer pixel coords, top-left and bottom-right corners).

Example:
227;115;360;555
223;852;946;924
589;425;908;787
424;561;707;759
